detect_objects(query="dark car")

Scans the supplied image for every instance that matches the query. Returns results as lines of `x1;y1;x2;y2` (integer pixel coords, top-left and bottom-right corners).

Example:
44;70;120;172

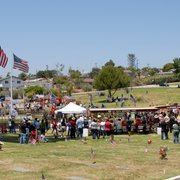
159;83;169;87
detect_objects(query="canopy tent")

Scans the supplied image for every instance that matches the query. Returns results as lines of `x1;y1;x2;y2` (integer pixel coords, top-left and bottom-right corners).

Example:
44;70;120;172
55;102;87;114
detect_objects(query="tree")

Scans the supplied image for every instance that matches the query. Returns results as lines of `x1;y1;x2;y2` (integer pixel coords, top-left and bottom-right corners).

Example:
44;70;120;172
104;59;115;67
163;63;174;72
148;67;159;76
68;68;82;88
141;67;159;76
64;81;74;96
68;68;81;79
36;70;57;79
18;73;28;81
173;58;180;74
94;65;130;98
53;76;74;95
24;86;46;98
53;76;68;85
89;67;100;78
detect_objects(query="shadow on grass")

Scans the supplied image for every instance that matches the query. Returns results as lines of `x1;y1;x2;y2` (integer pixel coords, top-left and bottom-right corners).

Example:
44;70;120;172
1;133;19;143
1;133;79;144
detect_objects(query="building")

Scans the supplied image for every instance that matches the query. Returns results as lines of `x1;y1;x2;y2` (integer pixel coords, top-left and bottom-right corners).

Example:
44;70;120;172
24;78;53;90
0;76;24;90
79;78;94;88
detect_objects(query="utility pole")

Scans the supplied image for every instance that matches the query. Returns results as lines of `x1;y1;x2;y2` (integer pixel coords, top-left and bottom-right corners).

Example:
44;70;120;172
136;59;139;69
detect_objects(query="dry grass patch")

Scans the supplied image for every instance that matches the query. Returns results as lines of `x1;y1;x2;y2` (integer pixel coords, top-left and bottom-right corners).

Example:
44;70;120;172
0;133;180;180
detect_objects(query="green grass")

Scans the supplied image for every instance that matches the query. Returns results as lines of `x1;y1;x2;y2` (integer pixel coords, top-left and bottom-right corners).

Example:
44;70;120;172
0;132;180;180
73;87;180;108
0;87;180;179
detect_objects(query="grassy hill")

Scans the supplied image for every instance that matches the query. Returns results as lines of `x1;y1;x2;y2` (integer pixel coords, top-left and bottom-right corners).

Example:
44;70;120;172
73;87;180;108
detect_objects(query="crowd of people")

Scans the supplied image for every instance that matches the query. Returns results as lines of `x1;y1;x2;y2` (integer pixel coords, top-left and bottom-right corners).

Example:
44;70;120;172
18;118;49;144
4;110;180;145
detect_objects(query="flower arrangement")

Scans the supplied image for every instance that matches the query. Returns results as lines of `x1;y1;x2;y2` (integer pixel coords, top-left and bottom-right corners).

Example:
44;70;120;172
0;141;4;150
159;145;168;160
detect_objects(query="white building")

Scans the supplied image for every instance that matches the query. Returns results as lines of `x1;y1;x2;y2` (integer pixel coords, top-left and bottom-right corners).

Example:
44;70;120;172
24;78;53;90
0;76;24;90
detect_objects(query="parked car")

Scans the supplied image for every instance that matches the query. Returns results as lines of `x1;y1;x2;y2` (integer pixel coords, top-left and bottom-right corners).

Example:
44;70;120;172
159;83;169;87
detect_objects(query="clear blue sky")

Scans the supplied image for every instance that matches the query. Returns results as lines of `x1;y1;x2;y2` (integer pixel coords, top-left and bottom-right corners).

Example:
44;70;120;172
0;0;180;76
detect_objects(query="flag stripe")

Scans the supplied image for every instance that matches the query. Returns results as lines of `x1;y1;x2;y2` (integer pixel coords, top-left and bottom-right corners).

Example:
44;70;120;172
0;47;8;68
13;54;29;73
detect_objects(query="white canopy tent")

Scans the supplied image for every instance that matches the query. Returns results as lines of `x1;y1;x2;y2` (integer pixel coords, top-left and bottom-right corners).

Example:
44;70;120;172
55;102;87;114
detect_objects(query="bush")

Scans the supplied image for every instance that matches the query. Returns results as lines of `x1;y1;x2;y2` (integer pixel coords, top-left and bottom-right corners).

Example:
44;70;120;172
82;86;92;92
142;74;178;85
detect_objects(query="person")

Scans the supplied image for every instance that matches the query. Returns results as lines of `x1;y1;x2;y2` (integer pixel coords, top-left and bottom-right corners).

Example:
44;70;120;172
159;114;168;140
91;118;98;139
97;119;101;139
88;116;92;136
50;105;56;118
100;118;106;138
60;118;66;138
172;120;179;144
51;119;58;136
154;114;159;128
164;115;170;140
169;114;175;133
135;116;141;133
105;117;112;141
70;117;76;139
40;134;48;143
76;116;84;139
83;117;89;129
11;119;16;134
116;118;122;135
35;118;41;140
45;119;49;132
66;119;71;137
110;119;115;143
83;116;89;139
8;119;12;133
40;120;46;135
19;121;27;144
141;116;147;134
126;115;132;136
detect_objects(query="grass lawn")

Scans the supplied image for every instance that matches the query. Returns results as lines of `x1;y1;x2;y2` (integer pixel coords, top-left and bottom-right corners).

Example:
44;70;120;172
0;132;180;180
73;87;180;108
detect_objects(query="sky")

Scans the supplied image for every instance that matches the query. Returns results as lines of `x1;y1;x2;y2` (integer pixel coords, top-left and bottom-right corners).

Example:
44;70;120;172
0;0;180;76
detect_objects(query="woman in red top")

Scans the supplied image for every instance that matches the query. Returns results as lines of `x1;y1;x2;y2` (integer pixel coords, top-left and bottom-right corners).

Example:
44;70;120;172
70;117;76;139
105;118;112;136
51;119;58;136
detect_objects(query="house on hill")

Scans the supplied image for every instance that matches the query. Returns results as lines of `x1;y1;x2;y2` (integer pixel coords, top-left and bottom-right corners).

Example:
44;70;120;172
80;78;94;88
0;76;23;90
24;78;53;90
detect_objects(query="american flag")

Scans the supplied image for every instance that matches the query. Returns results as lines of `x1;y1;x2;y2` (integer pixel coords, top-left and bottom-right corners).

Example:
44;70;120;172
49;93;56;102
0;46;8;68
13;54;29;73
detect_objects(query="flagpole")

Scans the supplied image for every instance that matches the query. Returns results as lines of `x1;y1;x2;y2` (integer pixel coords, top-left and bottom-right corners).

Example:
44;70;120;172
10;55;13;117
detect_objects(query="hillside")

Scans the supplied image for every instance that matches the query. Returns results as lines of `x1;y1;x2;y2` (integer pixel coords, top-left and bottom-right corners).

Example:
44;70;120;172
72;87;180;108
